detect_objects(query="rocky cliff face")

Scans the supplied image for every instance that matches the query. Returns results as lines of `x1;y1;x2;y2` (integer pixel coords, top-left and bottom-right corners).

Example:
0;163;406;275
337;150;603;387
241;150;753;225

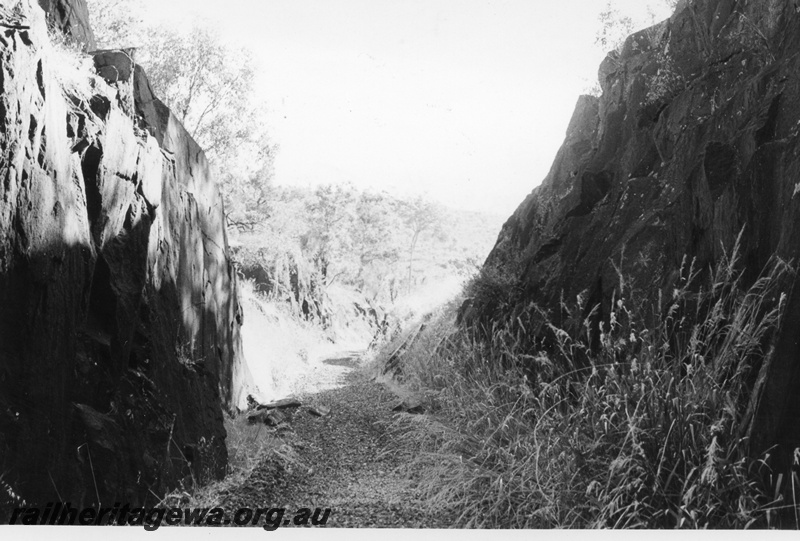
481;0;800;470
37;0;95;51
0;0;248;508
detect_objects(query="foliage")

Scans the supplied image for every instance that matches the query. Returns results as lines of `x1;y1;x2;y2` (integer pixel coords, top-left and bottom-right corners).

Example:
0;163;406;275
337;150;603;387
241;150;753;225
385;237;798;528
87;0;276;231
594;0;679;55
595;2;637;54
398;196;445;295
350;191;406;301
139;26;258;158
590;1;687;106
302;184;357;286
461;258;524;338
644;46;686;105
234;184;500;319
219;138;277;232
163;412;296;510
89;0;146;49
88;0;498;314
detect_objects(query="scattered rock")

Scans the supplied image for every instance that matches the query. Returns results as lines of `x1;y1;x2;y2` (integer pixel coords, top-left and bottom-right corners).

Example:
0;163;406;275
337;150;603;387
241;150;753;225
265;410;286;426
247;410;268;425
256;398;303;410
307;405;331;417
391;398;425;414
246;394;261;410
213;366;453;527
247;409;285;426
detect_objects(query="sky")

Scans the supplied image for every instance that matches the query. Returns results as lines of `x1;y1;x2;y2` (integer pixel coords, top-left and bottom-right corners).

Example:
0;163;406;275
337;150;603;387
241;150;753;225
137;0;673;216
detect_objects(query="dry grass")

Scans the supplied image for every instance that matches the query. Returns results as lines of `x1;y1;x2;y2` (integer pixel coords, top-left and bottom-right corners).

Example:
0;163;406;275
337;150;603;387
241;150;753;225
162;413;299;509
44;24;96;101
385;234;799;528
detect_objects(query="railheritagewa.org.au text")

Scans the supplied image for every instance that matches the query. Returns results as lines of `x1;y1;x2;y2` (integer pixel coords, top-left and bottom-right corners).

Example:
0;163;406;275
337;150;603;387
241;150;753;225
8;502;332;530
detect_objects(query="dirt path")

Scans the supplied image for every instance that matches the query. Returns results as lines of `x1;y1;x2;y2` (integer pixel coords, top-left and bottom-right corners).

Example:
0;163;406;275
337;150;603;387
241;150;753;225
213;352;451;528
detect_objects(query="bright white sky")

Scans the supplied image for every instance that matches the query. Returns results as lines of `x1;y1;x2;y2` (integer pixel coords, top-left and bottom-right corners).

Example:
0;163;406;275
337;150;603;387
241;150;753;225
137;0;672;215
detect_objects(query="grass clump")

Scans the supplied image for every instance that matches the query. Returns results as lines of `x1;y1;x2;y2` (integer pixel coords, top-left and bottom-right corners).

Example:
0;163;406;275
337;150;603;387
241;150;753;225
44;22;96;102
387;237;798;528
161;413;295;509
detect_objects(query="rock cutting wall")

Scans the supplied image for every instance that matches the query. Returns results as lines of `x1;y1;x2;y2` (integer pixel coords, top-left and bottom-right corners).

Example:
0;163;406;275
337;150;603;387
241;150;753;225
0;0;249;508
36;0;95;51
481;0;800;471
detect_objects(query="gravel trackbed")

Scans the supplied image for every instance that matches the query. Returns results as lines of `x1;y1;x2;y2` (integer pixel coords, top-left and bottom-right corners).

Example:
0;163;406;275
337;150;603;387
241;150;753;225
211;352;452;528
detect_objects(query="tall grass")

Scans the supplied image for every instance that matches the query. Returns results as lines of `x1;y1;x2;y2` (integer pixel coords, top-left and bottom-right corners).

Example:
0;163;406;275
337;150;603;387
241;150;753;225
388;238;797;528
163;413;296;508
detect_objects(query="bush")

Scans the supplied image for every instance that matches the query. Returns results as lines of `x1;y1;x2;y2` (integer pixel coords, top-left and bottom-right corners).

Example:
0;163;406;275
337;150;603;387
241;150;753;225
387;236;797;528
461;259;524;336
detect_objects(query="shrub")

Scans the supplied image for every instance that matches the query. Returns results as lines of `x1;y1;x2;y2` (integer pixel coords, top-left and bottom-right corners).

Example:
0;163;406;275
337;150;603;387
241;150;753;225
461;259;525;338
645;51;685;105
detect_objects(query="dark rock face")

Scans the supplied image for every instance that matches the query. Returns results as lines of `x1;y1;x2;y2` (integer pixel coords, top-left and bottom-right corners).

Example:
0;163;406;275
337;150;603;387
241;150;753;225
0;1;246;508
481;0;800;469
235;249;325;320
37;0;96;51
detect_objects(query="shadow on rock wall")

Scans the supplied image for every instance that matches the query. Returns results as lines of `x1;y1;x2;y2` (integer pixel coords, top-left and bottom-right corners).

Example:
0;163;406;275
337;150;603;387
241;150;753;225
0;0;247;509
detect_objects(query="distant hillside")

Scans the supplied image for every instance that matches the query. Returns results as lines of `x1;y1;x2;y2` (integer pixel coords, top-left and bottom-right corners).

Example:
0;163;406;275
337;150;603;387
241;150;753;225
231;185;505;311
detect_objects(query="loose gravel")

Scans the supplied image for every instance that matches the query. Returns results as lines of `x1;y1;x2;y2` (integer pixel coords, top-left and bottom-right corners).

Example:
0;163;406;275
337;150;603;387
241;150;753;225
213;352;454;528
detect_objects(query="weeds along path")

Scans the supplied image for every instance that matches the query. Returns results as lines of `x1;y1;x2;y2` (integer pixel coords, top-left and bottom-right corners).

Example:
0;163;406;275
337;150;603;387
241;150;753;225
212;352;451;528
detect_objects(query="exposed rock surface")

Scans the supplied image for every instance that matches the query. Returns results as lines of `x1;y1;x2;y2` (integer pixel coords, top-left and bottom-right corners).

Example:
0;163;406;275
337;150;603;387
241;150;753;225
234;246;391;342
37;0;95;51
0;0;248;508
479;0;800;471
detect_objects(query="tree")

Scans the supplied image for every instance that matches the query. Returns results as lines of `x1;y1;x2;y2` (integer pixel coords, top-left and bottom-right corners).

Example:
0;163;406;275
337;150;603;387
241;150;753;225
218;132;278;232
88;0;146;49
139;25;258;162
399;196;442;294
303;184;356;286
351;192;402;269
350;191;404;300
87;0;277;232
140;27;276;231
